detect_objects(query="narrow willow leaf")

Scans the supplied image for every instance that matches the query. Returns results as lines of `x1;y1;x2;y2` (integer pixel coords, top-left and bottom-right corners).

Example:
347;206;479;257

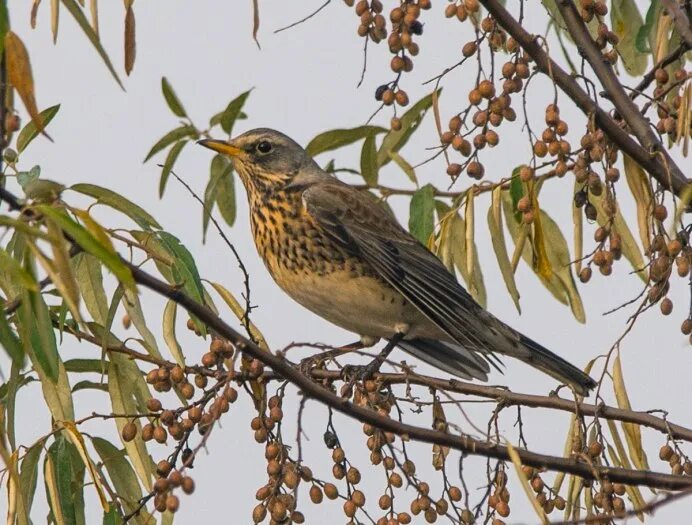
208;281;269;350
636;0;661;52
36;205;135;289
622;155;653;251
73;253;109;325
161;77;187;118
51;0;60;42
5;31;42;130
464;191;475;290
611;0;648;75
409;184;435;244
306;125;387;157
122;288;163;360
130;231;174;281
202;154;233;239
0;308;23;362
72;380;108;392
388;151;417;184
61;0;123;88
17;104;60;152
43;219;83;323
92;437;151;524
63;421;109;511
108;353;153;491
44;452;67;525
18;443;43;525
487;187;521;312
70;183;161;230
0;247;38;291
158;139;187;198
216;161;236;228
219;90;251;135
377;90;439;167
102;507;122;525
606;420;647;513
589;190;646;281
506;442;550;525
124;6;135;75
143;125;197;162
45;436;81;525
572;181;584;274
163;300;185;366
359;134;378;186
89;0;99;37
613;354;649;471
528;185;553;281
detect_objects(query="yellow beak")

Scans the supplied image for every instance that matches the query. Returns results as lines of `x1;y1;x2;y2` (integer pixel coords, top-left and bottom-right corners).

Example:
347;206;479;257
197;139;244;158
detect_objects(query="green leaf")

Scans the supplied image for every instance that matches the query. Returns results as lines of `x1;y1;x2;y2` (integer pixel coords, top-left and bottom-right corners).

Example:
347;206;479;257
45;435;83;525
202;154;232;239
161;77;187;118
143;125;197;162
388;151;417;184
102;507;123;525
61;0;123;88
17;104;61;152
216;162;236;228
72;380;108;392
306;125;387;157
92;437;148;521
108;353;153;491
73;253;109;325
122;288;163;360
129;231;174;281
158;139;188;198
163;300;185;367
0;247;39;291
156;231;207;335
360;134;379;186
219;90;252;135
509;167;524;222
487;188;521;312
65;358;108;374
18;443;43;525
70;183;161;230
0;308;24;363
611;0;648;76
17;165;41;189
36;205;136;289
377;90;438;167
636;0;660;52
409;184;435;244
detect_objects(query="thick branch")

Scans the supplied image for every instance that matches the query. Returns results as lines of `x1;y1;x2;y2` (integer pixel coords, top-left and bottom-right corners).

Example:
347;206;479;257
478;0;691;197
1;185;691;491
555;0;688;192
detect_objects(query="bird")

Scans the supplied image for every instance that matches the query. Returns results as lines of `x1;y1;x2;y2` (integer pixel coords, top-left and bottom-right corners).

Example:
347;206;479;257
198;128;596;395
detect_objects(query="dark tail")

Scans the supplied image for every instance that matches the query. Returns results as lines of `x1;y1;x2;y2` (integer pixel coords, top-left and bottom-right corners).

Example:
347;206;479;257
396;338;492;382
518;334;597;395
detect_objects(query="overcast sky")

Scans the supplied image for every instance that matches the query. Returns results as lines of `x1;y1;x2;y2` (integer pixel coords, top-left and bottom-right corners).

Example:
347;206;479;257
3;1;690;523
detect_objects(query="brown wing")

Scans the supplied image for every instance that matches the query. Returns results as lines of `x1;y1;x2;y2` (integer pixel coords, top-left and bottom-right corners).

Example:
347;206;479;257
302;182;501;373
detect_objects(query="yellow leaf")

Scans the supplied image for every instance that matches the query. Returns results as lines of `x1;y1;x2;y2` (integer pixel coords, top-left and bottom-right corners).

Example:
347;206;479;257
464;190;475;287
613;354;650;471
572;180;583;274
90;0;100;37
72;208;117;256
5;32;43;133
488;187;521;312
62;421;110;512
623;155;653;252
505;442;550;525
51;0;60;43
124;6;136;75
529;184;552;280
44;454;67;525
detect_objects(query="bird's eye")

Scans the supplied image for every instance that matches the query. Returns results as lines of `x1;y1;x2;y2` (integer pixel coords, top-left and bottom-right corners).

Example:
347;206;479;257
256;141;272;154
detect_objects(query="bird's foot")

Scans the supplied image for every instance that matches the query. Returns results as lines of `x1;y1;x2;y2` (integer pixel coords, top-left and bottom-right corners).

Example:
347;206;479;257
340;363;379;383
298;355;324;377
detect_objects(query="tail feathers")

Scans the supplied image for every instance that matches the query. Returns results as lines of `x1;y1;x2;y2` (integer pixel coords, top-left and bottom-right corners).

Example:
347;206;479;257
396;338;492;382
518;334;597;395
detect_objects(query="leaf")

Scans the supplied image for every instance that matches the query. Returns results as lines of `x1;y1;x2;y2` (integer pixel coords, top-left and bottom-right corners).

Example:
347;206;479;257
622;155;652;252
17;104;60;152
17;165;41;189
161;77;187;118
163;300;185;366
45;436;84;525
359;134;378;186
611;0;648;76
108;353;153;491
606;420;647;515
388;151;417;184
36;205;136;289
409;184;435;244
215;159;236;228
613;354;650;471
70;183;161;230
306;125;387;157
124;6;136;75
73;253;109;325
219;90;252;135
43;218;83;323
431;398;449;470
377;90;438;167
61;0;123;88
63;421;110;512
506;441;550;525
202;154;233;239
0;247;39;291
0;308;24;363
18;443;43;525
5;31;42;132
122;287;163;360
158;139;187;198
92;437;151;524
44;448;68;525
487;187;521;312
65;358;108;374
102;507;123;525
636;0;661;52
208;281;269;351
144;125;197;162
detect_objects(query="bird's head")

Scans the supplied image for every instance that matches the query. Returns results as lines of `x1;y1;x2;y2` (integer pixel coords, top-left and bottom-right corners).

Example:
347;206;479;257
198;128;311;193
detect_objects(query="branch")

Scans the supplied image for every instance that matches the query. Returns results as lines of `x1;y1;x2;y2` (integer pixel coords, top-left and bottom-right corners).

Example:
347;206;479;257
661;0;692;48
478;0;691;197
2;185;691;491
554;0;688;193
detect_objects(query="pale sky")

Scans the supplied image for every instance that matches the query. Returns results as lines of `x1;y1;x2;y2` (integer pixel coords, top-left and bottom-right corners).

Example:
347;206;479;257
3;1;690;523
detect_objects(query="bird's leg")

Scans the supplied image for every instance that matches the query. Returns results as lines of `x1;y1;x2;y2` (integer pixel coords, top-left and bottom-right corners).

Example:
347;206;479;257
341;331;406;382
298;338;375;376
